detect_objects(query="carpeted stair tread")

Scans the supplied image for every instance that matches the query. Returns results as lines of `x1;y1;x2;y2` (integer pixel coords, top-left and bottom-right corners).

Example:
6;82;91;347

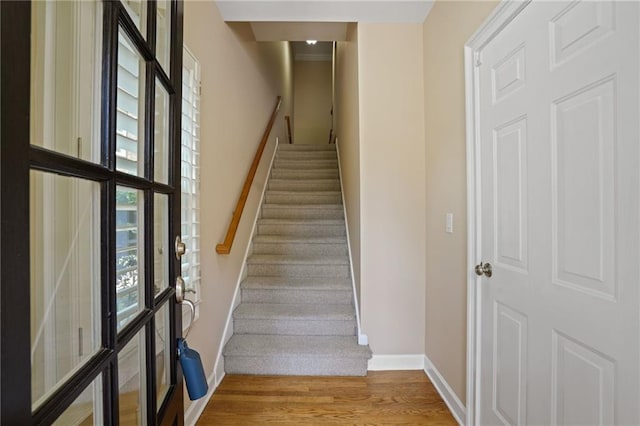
223;335;370;358
265;190;342;197
258;218;345;226
247;254;349;265
271;169;339;180
234;303;355;321
256;220;346;238
241;275;352;290
261;205;343;220
264;191;343;205
262;203;343;210
277;151;337;160
268;179;341;191
253;235;346;244
278;144;336;151
274;159;338;169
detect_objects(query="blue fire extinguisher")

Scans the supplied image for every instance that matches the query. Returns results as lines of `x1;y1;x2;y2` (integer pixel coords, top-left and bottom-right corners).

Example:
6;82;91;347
178;299;208;400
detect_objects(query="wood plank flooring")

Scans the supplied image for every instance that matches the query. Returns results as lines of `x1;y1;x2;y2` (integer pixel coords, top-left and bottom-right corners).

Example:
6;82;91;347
197;371;457;425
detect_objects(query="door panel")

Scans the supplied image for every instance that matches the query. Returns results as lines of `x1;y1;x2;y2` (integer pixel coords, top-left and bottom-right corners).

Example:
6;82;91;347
552;78;615;299
492;302;527;426
476;1;639;425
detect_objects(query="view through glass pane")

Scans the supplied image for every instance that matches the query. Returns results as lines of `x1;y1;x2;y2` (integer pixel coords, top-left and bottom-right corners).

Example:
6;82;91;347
156;0;171;74
116;186;144;331
154;193;169;295
154;80;169;184
155;303;171;410
30;171;101;408
116;29;146;177
118;331;146;425
30;1;102;163
53;375;103;425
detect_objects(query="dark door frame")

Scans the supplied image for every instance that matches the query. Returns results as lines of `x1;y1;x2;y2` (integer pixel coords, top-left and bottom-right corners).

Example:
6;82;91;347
0;1;185;423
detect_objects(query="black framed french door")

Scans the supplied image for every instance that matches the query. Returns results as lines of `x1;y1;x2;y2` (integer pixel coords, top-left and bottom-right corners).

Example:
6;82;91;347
0;0;185;424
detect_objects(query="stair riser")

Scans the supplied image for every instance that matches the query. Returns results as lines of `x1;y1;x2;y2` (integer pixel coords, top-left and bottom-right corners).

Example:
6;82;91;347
265;192;342;204
261;207;343;220
277;151;337;160
257;223;346;237
274;160;338;169
234;319;356;336
271;169;339;180
241;288;352;305
224;356;368;376
247;263;350;278
268;180;341;191
252;242;348;257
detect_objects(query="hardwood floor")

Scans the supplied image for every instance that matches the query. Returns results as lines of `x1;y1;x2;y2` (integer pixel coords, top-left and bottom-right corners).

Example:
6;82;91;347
197;371;457;425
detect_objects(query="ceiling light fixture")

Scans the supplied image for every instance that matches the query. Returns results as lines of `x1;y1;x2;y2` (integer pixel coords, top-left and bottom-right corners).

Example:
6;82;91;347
306;40;317;45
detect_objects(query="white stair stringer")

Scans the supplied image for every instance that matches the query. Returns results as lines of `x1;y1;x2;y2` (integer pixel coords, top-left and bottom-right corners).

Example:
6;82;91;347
222;143;371;376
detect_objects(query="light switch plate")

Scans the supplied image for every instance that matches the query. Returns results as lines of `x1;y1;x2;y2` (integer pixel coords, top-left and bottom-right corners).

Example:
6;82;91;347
446;213;453;233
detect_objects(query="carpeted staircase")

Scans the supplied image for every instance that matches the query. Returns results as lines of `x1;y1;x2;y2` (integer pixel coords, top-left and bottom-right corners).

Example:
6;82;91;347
223;143;372;376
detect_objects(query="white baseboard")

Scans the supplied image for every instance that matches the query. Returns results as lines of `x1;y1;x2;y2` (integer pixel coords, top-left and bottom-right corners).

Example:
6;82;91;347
423;355;466;425
184;369;225;426
367;354;425;371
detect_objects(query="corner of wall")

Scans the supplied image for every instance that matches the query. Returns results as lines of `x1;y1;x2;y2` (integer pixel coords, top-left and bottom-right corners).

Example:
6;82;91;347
422;0;500;408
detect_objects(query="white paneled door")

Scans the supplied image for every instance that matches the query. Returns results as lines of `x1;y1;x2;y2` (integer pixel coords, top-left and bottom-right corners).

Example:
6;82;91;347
473;1;639;425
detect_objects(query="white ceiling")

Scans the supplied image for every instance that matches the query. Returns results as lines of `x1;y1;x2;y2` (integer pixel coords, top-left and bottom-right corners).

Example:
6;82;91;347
216;1;435;24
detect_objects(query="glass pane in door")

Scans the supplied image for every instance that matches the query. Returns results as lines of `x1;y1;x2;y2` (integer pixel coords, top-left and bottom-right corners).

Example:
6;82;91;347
116;186;144;331
154;303;171;409
156;0;172;74
30;171;101;408
53;375;103;426
154;80;170;184
117;29;146;177
30;0;102;163
118;331;147;425
153;193;169;295
121;0;147;39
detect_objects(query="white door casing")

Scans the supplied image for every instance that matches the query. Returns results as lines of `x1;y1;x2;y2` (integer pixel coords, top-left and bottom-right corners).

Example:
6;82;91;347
466;1;639;425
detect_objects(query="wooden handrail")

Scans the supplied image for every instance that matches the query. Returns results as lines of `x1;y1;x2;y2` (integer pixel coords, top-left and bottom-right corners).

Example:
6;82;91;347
285;115;293;144
216;96;282;254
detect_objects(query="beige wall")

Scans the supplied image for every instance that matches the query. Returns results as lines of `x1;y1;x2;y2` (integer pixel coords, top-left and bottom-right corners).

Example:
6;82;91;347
335;24;361;305
183;0;293;411
293;60;332;144
423;0;497;403
358;23;426;355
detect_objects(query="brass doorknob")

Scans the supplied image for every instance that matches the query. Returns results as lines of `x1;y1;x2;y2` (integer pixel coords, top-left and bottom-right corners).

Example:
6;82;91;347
475;262;492;278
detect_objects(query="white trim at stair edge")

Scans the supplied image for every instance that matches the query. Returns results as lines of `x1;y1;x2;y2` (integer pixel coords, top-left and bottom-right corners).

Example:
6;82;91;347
367;354;424;371
209;136;280;410
184;369;224;426
424;355;466;426
334;137;368;346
